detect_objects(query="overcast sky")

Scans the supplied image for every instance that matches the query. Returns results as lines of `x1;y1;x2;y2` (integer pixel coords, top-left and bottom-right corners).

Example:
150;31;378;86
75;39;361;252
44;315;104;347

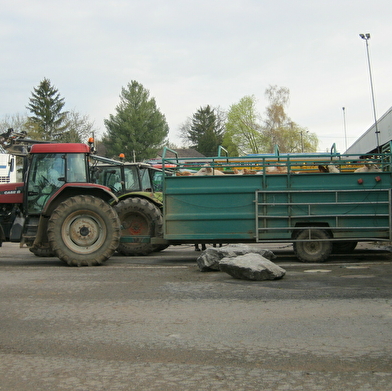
1;0;391;153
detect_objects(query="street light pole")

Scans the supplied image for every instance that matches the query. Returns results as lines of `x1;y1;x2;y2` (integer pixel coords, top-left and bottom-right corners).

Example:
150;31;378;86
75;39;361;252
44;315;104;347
359;33;380;152
299;129;308;153
342;107;347;151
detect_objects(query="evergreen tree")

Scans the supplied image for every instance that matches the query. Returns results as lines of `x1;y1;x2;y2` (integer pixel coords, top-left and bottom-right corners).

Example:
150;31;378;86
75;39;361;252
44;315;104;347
187;105;225;156
103;81;169;161
26;78;68;141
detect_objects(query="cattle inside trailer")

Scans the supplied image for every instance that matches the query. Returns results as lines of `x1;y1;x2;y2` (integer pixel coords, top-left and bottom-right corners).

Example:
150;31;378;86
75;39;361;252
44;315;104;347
148;144;392;262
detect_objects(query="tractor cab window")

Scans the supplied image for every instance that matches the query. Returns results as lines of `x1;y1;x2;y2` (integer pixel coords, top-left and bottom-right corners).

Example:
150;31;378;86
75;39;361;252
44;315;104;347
139;167;153;191
67;154;87;182
27;153;65;214
95;166;123;194
151;170;164;192
123;166;140;192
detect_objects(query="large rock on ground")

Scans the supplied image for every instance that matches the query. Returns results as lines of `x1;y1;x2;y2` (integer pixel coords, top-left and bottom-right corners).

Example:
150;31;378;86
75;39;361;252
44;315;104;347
196;244;276;272
219;253;286;281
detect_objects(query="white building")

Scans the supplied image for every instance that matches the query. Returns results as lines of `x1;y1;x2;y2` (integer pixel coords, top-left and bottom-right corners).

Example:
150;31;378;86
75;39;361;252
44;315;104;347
345;106;392;155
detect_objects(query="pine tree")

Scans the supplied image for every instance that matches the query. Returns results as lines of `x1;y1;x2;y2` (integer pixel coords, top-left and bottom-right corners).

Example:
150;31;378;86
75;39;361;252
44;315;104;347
188;105;225;156
103;81;169;161
26;78;68;141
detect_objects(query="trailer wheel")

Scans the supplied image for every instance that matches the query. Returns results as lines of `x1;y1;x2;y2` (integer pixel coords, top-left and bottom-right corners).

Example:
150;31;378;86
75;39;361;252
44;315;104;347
332;241;357;254
47;195;121;266
114;197;163;256
293;229;332;263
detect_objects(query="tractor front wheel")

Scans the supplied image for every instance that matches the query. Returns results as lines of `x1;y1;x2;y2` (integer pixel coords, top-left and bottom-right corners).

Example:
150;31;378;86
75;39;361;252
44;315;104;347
29;245;55;257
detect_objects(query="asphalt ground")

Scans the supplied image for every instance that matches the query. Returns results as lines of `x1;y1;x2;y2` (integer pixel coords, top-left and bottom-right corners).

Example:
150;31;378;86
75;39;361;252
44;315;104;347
0;242;391;390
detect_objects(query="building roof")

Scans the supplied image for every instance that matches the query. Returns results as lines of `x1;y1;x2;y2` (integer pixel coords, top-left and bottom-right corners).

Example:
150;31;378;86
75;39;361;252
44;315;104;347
345;106;392;155
156;148;206;159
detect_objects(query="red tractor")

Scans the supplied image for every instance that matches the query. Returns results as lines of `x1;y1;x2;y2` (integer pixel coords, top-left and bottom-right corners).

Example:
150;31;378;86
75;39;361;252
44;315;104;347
0;133;121;266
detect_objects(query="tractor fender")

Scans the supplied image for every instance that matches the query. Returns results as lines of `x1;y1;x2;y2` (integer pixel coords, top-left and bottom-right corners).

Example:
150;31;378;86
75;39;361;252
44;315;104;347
41;183;119;216
117;191;163;210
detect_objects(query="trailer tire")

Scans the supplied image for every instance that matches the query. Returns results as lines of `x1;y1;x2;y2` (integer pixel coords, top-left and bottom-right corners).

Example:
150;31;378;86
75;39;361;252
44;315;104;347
293;229;332;263
332;241;357;254
114;197;164;256
47;195;121;266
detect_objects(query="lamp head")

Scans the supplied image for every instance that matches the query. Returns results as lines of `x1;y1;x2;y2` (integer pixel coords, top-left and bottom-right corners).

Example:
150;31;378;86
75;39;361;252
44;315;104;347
359;33;371;40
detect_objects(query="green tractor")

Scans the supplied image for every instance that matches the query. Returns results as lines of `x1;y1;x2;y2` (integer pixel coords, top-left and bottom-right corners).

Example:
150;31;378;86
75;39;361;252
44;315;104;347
90;158;171;255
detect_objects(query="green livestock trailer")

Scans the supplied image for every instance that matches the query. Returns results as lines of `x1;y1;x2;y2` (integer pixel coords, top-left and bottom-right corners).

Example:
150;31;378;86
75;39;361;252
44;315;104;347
157;144;392;262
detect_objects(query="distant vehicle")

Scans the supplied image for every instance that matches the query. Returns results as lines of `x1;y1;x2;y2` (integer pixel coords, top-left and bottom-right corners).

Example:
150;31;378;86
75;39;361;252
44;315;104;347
0;144;16;183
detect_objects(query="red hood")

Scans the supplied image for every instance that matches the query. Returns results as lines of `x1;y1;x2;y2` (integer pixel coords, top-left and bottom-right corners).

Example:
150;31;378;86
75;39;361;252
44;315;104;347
0;182;24;204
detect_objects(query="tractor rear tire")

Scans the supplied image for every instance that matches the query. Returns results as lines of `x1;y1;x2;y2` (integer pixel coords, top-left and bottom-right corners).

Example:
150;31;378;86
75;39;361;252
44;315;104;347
29;245;55;257
47;195;121;266
153;243;170;252
293;229;332;263
114;197;164;256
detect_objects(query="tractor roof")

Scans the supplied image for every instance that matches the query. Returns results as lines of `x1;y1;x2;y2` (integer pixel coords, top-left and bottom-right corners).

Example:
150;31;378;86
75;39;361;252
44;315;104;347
30;143;90;154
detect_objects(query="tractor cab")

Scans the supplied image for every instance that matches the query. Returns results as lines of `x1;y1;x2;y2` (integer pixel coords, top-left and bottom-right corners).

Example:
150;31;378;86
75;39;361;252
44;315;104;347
26;144;89;214
90;158;167;197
